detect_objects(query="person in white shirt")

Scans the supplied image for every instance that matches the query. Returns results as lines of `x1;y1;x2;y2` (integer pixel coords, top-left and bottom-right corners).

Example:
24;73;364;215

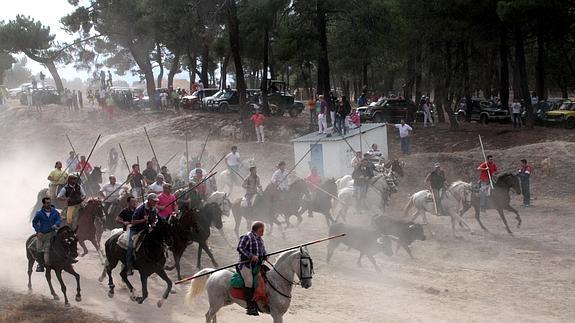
100;175;122;217
65;151;79;171
511;98;522;129
148;174;166;193
367;144;382;157
226;146;242;185
423;99;433;127
387;120;413;155
530;91;539;106
271;161;289;192
189;162;208;182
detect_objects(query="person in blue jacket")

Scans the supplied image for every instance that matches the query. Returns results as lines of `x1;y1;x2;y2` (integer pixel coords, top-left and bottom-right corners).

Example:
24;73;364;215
32;197;62;272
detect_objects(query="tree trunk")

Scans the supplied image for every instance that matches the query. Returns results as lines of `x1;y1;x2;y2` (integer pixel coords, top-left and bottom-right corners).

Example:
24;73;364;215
361;62;368;89
44;60;64;93
499;22;510;112
156;43;164;88
316;0;331;96
225;0;248;120
536;29;546;100
443;41;458;129
460;42;472;122
383;70;395;95
261;25;271;115
200;44;210;88
220;56;229;89
167;51;181;89
128;44;156;108
415;43;423;103
404;54;415;100
514;24;533;128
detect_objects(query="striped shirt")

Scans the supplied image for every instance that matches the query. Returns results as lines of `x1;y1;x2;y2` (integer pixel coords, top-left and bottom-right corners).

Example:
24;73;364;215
237;231;266;269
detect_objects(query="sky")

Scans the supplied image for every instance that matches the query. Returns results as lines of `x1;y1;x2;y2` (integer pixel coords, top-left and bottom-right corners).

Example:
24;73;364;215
0;0;148;84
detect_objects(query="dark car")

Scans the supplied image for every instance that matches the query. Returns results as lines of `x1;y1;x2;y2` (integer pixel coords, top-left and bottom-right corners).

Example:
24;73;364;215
181;88;219;110
523;98;564;125
357;98;417;123
207;89;259;112
20;87;61;105
455;99;510;124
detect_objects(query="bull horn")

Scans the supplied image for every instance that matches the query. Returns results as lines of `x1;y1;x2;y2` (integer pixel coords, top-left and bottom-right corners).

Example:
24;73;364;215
408;224;415;228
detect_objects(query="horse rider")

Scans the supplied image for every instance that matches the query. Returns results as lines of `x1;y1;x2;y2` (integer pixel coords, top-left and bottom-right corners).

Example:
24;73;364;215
75;155;93;178
126;193;159;275
48;161;67;199
160;166;173;184
225;146;241;184
181;181;203;211
477;155;498;211
425;162;446;215
116;195;136;231
242;166;262;208
237;221;267;316
108;147;119;175
65;151;79;171
148;174;166;194
128;163;146;199
157;183;178;220
32;197;63;272
352;157;375;208
142;160;158;185
100;175;122;218
191;168;209;201
367;144;382;163
57;174;86;230
305;167;322;198
189;162;208;182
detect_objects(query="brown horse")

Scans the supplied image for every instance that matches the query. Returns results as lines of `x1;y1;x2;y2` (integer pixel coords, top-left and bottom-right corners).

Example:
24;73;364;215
75;198;105;261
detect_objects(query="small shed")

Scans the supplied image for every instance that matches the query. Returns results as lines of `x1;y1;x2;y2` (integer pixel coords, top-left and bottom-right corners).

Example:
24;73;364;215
291;124;388;179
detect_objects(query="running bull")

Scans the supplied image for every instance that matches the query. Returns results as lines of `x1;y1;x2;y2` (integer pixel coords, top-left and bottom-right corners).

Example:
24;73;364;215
372;215;426;258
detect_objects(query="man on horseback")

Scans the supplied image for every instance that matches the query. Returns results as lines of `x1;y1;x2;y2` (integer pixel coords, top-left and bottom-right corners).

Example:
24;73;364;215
148;174;166;194
160;166;172;184
65;151;79;171
100;175;122;218
225;146;241;184
116;195;136;231
477;155;498;211
128;164;145;199
75;155;93;177
352;156;375;208
32;197;62;272
48;161;67;199
237;221;267;316
271;161;289;192
57;174;86;229
425;162;446;215
242;166;262;208
142;161;158;185
191;169;209;201
126;193;159;275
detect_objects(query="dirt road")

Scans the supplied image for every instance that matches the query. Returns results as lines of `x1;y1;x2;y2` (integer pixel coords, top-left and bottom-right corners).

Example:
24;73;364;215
1;102;574;322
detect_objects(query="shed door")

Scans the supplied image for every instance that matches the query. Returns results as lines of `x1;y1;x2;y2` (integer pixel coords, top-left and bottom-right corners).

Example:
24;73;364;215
310;144;324;178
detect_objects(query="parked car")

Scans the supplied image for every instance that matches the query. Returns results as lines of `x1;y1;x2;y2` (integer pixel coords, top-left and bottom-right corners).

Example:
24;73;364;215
206;89;259;112
545;100;575;128
203;90;226;111
455;98;510;124
357;98;417;123
19;87;60;105
523;98;564;125
181;88;219;110
265;80;303;117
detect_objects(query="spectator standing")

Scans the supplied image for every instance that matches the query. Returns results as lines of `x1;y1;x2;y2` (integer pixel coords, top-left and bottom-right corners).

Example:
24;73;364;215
518;159;533;207
511;98;522;128
531;91;539;106
387;120;413;155
78;90;84;109
336;95;351;135
250;109;266;143
423;98;433;127
317;95;328;134
308;98;317;125
357;92;368;107
328;91;337;127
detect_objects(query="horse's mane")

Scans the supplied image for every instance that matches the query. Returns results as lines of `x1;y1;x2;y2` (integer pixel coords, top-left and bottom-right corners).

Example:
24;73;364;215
449;181;471;188
273;249;299;265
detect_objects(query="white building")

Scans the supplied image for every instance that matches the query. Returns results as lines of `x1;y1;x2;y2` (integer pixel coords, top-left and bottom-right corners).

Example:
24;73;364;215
291;124;388;179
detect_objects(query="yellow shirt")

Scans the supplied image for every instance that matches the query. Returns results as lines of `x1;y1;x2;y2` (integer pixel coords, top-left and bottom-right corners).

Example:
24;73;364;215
49;169;67;185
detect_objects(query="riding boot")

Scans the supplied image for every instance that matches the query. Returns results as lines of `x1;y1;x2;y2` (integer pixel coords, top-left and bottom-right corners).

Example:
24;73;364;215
36;252;45;272
244;288;259;316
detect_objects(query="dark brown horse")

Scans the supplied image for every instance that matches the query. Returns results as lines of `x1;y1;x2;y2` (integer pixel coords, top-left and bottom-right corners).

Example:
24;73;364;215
298;178;337;227
460;173;522;234
100;218;173;306
75;198;105;260
26;226;81;305
165;203;223;280
231;184;286;237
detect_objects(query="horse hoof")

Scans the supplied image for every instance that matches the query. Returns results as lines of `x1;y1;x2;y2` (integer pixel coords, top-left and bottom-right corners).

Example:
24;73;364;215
65;302;70;307
157;299;164;308
75;295;82;302
170;289;176;294
53;294;60;301
108;291;114;298
136;297;144;304
98;276;104;283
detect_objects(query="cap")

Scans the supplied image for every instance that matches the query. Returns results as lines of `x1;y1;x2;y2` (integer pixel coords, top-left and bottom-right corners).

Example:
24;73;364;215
195;168;203;174
146;193;159;201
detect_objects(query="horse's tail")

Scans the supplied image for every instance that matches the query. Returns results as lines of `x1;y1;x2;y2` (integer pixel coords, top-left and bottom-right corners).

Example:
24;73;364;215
403;194;415;217
185;268;214;307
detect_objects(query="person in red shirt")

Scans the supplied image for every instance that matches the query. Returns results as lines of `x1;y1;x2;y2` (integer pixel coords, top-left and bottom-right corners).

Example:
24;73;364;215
517;159;533;207
157;183;178;219
250;109;266;143
305;167;322;192
349;108;360;128
477;155;498;210
75;155;93;176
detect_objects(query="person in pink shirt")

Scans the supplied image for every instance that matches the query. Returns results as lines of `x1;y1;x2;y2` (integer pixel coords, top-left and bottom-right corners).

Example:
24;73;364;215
157;183;178;219
250;109;266;143
305;167;322;192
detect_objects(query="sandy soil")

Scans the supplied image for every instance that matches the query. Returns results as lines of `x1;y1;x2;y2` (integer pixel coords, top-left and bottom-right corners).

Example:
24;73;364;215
1;102;574;323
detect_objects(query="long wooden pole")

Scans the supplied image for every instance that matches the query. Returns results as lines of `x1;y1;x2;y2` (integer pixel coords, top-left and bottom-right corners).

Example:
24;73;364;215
78;134;101;178
185;133;190;184
162;152;179;168
198;129;212;164
144;127;160;171
118;143;131;173
175;233;346;285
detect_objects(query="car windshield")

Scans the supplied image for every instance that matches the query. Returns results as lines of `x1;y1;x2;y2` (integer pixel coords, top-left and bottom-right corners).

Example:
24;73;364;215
222;91;234;99
558;103;573;110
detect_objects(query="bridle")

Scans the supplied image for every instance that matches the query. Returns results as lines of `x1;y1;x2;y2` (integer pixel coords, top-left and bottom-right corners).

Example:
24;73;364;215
263;248;314;299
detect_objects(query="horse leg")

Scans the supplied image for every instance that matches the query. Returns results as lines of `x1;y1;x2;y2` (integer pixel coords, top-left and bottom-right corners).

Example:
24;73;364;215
119;266;136;299
64;265;82;302
78;240;89;257
469;203;488;232
201;241;219;268
233;213;241;238
44;268;59;300
27;256;34;290
91;239;104;265
356;254;363;267
326;240;338;263
174;252;183;281
366;254;381;272
497;209;513;235
54;269;70;305
196;244;204;269
506;205;522;228
136;274;149;304
218;229;234;248
323;211;334;228
155;269;173;308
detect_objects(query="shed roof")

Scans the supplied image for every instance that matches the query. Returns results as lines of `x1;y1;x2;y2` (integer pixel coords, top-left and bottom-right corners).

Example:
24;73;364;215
290;123;386;143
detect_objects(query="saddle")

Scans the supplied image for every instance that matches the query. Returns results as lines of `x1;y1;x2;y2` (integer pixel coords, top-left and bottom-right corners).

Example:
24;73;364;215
229;272;269;305
116;230;145;252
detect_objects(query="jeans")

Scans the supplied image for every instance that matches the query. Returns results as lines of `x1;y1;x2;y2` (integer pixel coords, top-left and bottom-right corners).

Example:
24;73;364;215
318;113;327;133
255;125;265;142
520;178;530;205
400;137;410;155
330;111;336;127
126;228;136;268
424;110;433;126
512;113;522;128
479;182;490;209
335;116;346;134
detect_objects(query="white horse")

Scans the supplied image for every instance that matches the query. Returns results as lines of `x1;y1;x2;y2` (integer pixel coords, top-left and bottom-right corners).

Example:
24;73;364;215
186;248;314;323
205;191;234;247
217;158;255;196
335;171;396;221
403;181;474;237
335;174;353;190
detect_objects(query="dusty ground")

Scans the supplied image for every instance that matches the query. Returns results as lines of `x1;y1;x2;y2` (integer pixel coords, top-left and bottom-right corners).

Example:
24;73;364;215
1;101;574;322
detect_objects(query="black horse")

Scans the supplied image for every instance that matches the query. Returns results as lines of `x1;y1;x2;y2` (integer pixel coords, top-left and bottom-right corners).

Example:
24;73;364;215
26;226;81;305
298;178;338;227
100;218;173;306
165;202;223;280
461;173;522;234
84;166;103;197
231;185;285;237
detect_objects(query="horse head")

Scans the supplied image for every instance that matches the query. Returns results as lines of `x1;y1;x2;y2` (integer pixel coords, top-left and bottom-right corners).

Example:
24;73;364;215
221;193;232;217
390;158;405;177
497;173;522;195
297;247;314;289
57;225;79;260
154;217;174;248
322;178;338;196
205;203;223;230
290;179;310;197
84;197;104;218
91;166;103;184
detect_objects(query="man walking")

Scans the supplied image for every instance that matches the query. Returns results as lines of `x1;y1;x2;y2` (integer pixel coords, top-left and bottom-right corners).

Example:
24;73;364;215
237;221;267;316
387;120;413;155
251;109;266;143
518;159;533;207
477;155;498;211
